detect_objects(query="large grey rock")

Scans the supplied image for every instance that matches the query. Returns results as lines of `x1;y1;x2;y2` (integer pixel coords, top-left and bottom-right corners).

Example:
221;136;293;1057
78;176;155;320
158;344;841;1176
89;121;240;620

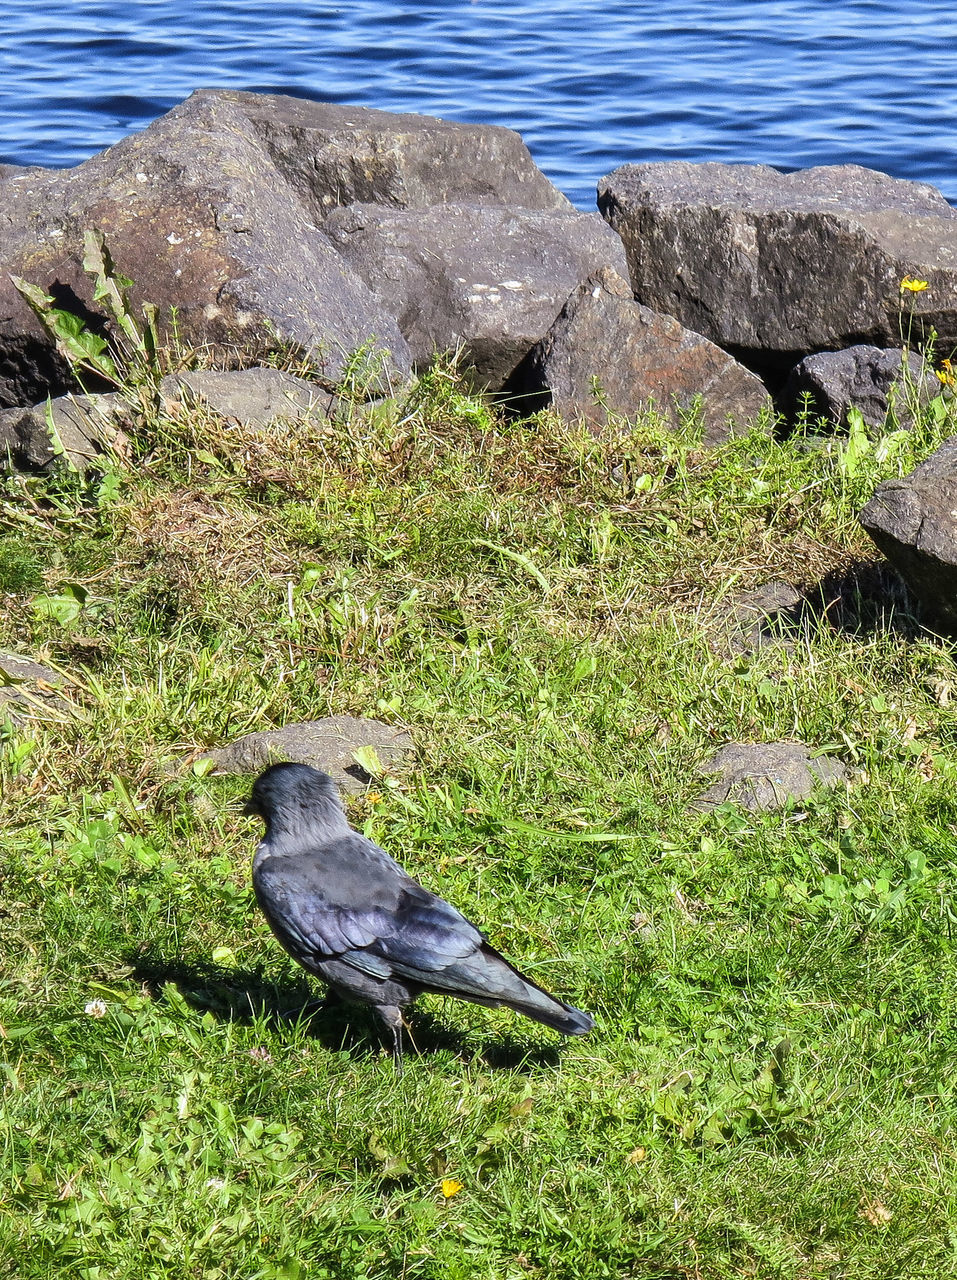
0;392;130;471
781;345;938;428
222;89;572;217
598;162;957;368
199;715;414;792
859;437;957;631
159;368;340;432
0;90;413;408
692;741;849;812
510;267;772;442
324;204;628;390
0;652;73;723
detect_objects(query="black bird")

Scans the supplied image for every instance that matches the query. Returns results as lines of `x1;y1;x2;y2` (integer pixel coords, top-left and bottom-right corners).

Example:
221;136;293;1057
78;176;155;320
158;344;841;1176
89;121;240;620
247;762;594;1069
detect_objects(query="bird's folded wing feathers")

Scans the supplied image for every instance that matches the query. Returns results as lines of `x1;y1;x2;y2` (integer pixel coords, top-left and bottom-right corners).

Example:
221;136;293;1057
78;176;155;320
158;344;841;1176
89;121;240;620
366;885;483;974
253;834;483;978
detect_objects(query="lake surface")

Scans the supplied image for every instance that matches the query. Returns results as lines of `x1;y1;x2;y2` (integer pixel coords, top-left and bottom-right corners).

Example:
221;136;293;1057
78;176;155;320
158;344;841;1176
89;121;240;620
3;1;955;208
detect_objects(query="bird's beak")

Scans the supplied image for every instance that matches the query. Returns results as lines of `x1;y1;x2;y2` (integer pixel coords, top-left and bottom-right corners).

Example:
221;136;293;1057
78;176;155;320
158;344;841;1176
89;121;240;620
242;797;257;817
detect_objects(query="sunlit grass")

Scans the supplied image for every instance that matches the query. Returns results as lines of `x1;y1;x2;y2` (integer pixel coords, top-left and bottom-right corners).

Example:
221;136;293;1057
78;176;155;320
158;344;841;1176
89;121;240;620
2;363;957;1278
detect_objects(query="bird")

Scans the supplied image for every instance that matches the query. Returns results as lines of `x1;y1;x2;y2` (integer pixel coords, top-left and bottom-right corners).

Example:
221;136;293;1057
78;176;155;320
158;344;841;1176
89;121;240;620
246;762;594;1070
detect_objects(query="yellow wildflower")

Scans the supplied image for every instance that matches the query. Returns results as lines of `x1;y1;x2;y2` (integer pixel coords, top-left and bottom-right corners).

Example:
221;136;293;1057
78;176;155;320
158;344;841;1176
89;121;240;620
441;1178;463;1199
367;791;383;805
900;277;929;292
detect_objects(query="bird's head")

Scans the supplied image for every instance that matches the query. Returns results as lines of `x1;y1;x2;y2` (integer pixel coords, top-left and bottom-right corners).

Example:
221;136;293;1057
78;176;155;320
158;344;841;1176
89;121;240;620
245;762;349;841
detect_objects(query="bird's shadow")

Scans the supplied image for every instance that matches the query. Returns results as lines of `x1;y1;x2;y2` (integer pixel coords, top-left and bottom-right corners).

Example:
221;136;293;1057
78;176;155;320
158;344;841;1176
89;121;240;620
127;951;564;1072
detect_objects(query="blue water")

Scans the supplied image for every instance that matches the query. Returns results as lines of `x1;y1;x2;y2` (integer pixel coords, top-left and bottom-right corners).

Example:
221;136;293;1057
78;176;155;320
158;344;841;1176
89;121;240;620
3;1;956;208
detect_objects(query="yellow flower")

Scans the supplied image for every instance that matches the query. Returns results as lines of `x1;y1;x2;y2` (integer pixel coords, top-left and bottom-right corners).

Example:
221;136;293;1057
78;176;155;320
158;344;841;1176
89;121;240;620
937;367;957;387
900;277;929;292
367;791;383;805
440;1178;463;1199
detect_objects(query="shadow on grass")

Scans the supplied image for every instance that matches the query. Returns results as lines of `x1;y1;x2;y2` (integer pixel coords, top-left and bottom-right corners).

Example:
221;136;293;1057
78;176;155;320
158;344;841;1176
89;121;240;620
127;951;564;1071
805;558;928;640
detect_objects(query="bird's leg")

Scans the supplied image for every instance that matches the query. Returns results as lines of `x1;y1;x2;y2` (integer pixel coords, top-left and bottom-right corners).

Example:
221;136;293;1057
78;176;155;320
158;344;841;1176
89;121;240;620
376;1005;405;1075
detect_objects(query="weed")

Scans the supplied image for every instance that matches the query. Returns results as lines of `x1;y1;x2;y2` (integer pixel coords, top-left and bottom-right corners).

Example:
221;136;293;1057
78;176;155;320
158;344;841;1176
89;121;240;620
13;231;165;395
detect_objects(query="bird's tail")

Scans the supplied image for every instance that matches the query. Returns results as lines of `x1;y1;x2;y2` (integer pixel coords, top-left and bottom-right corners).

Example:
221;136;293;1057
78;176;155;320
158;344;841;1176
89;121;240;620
499;989;594;1036
438;943;595;1036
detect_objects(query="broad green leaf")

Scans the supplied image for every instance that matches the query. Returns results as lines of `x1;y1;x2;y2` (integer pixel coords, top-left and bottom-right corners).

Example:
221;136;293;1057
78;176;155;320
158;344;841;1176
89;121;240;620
352;745;384;777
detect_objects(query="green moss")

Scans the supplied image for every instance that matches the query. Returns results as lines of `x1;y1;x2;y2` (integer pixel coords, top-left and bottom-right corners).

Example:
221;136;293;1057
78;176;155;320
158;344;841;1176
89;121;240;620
0;538;44;594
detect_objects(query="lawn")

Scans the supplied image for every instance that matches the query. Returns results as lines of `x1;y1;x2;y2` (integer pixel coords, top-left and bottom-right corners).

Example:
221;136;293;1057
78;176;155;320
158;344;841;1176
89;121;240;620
1;353;956;1278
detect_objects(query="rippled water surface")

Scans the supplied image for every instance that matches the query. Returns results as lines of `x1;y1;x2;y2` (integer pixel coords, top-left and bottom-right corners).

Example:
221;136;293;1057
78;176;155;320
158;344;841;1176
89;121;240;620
3;1;955;206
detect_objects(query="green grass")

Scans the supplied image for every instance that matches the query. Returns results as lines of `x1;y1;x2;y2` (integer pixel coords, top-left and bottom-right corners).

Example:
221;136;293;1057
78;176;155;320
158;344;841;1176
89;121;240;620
2;363;957;1278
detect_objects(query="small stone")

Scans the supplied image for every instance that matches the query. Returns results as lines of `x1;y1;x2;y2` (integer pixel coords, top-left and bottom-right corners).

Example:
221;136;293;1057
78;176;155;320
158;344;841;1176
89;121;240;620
197;714;414;792
692;741;849;812
716;580;805;655
780;346;937;429
0;393;131;472
0;651;73;723
159;368;340;433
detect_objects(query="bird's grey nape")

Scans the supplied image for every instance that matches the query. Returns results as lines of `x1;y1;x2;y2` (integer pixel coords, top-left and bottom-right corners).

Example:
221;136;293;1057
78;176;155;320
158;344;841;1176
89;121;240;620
247;761;351;846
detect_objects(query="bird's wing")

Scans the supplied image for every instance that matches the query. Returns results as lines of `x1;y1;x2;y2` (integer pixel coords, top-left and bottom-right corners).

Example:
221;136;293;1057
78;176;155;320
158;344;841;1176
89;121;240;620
363;878;484;977
253;832;483;982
